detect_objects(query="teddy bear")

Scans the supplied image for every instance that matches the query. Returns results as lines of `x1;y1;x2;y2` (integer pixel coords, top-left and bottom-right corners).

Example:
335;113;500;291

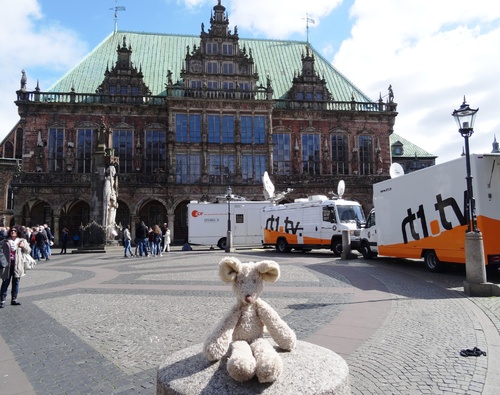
203;256;297;383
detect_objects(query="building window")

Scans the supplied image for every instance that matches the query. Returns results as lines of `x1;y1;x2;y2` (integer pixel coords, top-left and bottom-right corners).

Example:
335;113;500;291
207;81;218;90
272;133;291;175
222;43;233;55
176;114;201;143
331;134;348;175
206;42;218;55
208;115;234;143
222;116;234;143
176;154;201;184
48;127;64;172
242;154;266;183
392;142;404;155
241;116;265;144
222;63;234;75
359;135;374;175
207;62;218;74
302;134;320;175
112;130;133;174
208;154;235;184
77;128;95;173
145;130;167;173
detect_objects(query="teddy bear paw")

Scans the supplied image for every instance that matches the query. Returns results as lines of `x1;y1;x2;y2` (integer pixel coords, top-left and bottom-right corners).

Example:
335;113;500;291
256;356;283;383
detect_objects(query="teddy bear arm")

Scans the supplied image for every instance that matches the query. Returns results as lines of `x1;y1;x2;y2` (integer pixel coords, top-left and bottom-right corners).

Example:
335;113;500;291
256;300;297;351
203;305;241;361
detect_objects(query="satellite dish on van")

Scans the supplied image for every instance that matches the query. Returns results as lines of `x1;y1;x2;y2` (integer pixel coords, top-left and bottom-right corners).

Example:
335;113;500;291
262;171;275;200
337;180;345;199
389;163;405;178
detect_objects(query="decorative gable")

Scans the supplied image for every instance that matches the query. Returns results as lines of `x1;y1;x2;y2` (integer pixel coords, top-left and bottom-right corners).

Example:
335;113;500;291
96;36;151;97
285;46;332;103
177;0;263;99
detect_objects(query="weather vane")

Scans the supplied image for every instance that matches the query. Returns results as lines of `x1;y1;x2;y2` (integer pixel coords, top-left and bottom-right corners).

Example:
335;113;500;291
110;0;126;33
303;13;315;44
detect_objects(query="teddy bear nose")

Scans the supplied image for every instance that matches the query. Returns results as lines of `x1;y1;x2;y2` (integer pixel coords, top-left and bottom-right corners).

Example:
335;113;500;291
245;295;253;303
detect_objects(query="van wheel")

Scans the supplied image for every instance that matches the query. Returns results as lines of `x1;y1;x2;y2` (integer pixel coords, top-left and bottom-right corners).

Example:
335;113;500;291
332;239;342;257
217;238;227;250
276;239;291;253
361;241;374;259
424;250;442;272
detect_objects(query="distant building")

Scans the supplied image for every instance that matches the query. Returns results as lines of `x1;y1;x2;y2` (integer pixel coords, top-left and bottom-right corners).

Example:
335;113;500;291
0;1;436;243
390;133;436;173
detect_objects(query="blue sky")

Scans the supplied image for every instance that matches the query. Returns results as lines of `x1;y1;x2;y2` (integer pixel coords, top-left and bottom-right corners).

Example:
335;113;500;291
1;0;499;164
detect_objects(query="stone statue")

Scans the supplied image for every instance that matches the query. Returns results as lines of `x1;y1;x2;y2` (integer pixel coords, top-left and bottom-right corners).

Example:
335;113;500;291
20;70;27;91
388;85;394;102
103;165;119;238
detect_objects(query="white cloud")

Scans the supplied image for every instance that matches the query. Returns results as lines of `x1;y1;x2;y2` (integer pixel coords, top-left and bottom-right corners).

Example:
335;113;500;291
0;0;87;140
228;0;342;39
334;0;500;163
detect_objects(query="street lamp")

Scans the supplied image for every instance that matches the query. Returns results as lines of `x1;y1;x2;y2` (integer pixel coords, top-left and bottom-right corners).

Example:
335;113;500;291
225;186;233;253
452;96;479;232
452;97;489;296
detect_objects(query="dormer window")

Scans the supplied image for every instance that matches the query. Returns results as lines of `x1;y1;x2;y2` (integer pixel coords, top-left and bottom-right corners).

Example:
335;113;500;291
206;43;218;54
392;141;404;155
109;86;117;94
121;86;128;95
207;62;218;74
222;43;233;55
222;63;234;75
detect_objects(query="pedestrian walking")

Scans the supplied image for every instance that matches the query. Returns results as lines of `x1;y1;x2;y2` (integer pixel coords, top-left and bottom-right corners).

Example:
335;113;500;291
0;227;31;308
123;225;134;257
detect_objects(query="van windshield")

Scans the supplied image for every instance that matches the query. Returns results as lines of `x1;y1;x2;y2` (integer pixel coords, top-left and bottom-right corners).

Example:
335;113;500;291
337;205;366;224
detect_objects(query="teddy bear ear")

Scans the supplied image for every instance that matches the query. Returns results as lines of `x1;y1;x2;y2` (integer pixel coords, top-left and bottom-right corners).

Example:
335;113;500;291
219;257;241;282
257;260;280;283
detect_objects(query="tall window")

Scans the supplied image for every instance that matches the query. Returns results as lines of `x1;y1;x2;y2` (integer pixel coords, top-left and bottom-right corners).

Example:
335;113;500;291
176;154;201;184
272;133;291;175
242;154;266;183
77;128;95;173
145;130;167;173
208;115;234;143
208;154;234;184
241;116;265;144
48;128;64;172
359;135;374;175
331;134;348;175
113;130;133;174
302;134;320;175
175;114;201;143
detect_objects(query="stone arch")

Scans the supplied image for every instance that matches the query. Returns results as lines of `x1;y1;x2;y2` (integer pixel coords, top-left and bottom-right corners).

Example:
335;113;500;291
116;199;131;228
136;198;168;228
59;199;92;239
20;199;54;229
173;199;190;245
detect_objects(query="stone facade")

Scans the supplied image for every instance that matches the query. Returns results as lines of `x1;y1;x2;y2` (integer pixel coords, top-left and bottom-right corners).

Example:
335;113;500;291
0;1;397;244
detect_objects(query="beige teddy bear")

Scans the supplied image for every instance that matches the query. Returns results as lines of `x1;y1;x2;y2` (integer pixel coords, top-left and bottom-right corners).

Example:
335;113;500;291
203;256;297;383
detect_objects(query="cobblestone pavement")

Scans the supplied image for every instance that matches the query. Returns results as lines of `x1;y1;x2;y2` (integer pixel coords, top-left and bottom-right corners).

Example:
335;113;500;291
1;247;499;394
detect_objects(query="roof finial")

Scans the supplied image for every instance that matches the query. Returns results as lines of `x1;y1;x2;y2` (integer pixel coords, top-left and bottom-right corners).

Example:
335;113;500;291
303;13;315;45
110;0;126;33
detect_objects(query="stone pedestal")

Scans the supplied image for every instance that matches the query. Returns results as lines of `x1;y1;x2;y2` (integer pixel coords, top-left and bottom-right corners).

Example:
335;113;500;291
463;231;500;297
157;340;351;395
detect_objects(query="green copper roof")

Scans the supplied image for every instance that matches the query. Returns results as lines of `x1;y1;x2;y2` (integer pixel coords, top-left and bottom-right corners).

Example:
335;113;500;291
48;31;372;102
390;133;436;158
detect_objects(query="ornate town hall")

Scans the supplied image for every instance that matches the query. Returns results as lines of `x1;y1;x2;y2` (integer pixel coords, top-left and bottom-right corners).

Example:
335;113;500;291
1;1;399;244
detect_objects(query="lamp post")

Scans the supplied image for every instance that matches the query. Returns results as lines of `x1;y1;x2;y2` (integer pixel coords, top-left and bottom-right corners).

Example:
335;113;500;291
225;186;233;253
452;97;489;296
452;97;479;233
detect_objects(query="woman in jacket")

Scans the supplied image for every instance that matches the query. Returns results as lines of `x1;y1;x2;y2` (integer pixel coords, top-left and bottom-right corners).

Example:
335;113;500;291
0;227;31;308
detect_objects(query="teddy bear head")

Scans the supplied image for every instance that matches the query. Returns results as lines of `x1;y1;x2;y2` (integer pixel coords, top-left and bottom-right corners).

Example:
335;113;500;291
219;257;280;305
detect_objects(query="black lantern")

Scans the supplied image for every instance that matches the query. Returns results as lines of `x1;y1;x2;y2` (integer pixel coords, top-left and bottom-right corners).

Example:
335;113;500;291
452;97;479;232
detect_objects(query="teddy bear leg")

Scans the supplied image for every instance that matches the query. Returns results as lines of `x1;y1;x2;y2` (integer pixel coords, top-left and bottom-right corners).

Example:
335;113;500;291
251;338;283;383
226;341;256;382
